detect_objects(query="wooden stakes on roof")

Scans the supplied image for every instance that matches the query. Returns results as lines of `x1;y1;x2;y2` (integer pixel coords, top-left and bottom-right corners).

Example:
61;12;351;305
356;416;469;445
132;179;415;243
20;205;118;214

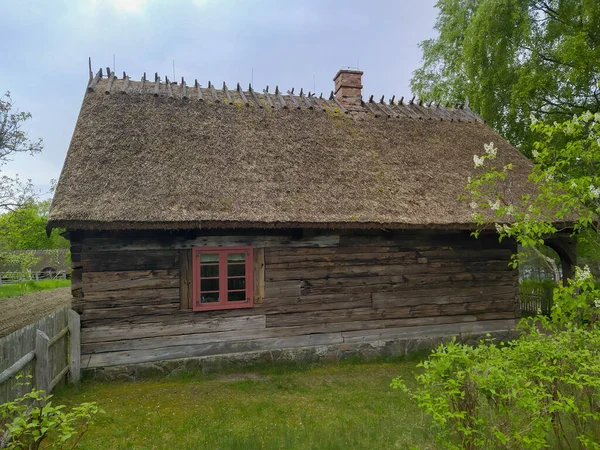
237;83;249;106
154;73;160;97
208;81;219;103
222;82;233;104
248;84;263;108
286;89;300;109
165;76;173;97
330;91;347;113
275;86;287;108
121;72;130;94
88;57;93;85
105;71;115;95
262;86;274;108
87;68;102;92
300;88;313;109
194;79;204;101
181;77;188;99
363;97;380;117
141;72;146;90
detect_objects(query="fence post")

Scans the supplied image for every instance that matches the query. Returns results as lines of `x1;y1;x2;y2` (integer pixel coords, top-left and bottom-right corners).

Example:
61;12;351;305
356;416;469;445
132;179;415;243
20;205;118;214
35;330;50;393
68;310;81;383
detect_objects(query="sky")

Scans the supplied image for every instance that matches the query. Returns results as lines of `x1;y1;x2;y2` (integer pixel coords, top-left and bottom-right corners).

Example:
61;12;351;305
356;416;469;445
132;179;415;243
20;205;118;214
0;0;439;197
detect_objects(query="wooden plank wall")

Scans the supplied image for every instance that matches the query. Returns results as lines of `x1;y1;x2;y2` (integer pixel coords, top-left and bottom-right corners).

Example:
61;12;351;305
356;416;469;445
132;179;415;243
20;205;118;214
70;230;519;369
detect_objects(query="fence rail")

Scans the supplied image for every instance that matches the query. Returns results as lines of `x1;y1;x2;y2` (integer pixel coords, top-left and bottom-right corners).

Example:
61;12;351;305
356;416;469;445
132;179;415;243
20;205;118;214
0;271;68;286
0;307;80;403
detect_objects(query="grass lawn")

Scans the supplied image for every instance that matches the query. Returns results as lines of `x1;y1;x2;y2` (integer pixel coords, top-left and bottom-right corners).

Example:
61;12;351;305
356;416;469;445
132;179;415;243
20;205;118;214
54;357;438;450
0;279;71;298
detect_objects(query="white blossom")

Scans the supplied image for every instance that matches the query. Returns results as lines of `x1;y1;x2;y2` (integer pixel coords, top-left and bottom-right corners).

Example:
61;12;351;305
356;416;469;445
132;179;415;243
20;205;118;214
532;150;539;159
529;113;538;125
490;199;501;211
595;298;600;308
590;185;600;199
473;155;484;168
470;201;478;209
484;142;497;157
575;265;593;283
467;176;472;183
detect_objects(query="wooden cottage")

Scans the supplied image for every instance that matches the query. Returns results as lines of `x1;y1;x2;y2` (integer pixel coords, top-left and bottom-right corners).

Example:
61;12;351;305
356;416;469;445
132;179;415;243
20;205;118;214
48;67;558;371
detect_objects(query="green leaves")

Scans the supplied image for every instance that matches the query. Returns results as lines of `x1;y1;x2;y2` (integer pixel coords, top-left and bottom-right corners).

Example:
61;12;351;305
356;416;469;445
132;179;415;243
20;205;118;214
411;0;600;150
0;388;103;449
395;329;600;449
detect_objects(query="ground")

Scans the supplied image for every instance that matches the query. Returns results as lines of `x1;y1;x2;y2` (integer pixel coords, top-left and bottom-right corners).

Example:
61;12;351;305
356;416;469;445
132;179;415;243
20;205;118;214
0;286;71;338
54;358;438;450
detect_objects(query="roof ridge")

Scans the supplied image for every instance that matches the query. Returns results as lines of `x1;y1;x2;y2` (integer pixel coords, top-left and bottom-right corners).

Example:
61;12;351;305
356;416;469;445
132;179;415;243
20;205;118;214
86;64;484;123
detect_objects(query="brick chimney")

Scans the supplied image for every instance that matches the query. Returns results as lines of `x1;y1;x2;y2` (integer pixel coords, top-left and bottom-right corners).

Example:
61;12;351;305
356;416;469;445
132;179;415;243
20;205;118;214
333;69;363;106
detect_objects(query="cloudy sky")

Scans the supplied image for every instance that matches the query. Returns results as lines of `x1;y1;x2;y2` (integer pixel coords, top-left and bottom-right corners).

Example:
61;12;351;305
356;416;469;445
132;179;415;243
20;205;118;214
0;0;439;197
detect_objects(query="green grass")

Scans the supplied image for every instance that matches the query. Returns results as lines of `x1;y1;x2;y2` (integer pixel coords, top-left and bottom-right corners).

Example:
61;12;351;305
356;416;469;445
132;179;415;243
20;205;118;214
0;279;71;298
54;357;438;450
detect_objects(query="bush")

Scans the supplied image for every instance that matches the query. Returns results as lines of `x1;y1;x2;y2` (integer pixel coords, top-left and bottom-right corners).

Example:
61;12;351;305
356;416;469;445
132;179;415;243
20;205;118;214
0;382;102;449
394;267;600;449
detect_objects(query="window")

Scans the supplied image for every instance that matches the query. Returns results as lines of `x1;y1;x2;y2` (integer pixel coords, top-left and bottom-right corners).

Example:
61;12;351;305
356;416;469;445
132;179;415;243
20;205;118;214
192;246;254;311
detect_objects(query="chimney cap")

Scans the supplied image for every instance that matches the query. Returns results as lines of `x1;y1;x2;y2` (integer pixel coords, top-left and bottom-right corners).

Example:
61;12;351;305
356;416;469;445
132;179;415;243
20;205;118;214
333;68;364;81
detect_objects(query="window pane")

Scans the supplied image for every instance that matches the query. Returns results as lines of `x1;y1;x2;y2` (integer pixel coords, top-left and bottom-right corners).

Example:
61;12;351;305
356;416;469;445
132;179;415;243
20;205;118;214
228;263;246;277
201;279;219;292
201;264;219;278
227;253;246;262
228;278;246;291
228;291;246;302
200;292;219;303
200;253;219;263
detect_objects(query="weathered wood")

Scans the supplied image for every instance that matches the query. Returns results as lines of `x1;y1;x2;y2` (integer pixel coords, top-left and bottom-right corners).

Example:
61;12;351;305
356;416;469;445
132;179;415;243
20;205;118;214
35;330;50;393
209;81;219;102
81;250;179;272
222;82;232;104
68;310;81;383
179;249;192;309
195;79;204;101
275;86;287;108
262;88;274;108
254;248;265;304
83;332;344;368
81;234;340;252
0;351;34;384
237;83;249;106
87;69;102;92
181;78;188;99
286;90;300;109
81;315;267;344
81;269;178;292
341;319;516;344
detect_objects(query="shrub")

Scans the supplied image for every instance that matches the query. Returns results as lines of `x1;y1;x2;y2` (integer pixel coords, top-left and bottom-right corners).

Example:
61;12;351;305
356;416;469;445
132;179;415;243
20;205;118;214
394;267;600;449
0;382;102;449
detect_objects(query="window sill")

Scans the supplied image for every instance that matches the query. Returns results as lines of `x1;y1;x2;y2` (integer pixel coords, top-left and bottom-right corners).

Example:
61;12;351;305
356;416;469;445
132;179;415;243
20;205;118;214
193;302;254;312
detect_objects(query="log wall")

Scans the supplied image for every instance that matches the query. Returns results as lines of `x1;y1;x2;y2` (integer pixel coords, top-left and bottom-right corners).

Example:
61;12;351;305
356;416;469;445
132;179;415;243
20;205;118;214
70;229;519;369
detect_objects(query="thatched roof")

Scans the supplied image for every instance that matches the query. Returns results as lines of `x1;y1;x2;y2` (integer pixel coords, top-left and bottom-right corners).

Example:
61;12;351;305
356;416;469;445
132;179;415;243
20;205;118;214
48;70;534;231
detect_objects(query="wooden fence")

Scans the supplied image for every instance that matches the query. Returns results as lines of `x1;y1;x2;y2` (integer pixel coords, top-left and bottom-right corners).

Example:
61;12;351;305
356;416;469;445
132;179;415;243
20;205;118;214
519;285;553;317
0;307;80;404
0;270;68;286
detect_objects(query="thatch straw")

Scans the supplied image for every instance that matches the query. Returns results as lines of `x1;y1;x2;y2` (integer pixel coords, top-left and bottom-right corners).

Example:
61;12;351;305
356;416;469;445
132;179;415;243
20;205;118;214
48;78;533;231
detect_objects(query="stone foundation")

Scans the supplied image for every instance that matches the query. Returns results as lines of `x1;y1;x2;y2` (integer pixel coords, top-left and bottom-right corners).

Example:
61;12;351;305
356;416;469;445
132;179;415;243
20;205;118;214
84;328;516;381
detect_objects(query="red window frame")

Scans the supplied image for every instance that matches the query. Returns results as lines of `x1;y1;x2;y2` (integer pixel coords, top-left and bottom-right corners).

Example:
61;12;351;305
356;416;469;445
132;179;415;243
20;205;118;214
192;246;254;311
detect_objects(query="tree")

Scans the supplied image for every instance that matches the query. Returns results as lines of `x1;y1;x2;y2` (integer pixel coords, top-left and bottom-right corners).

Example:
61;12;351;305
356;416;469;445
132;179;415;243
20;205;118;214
411;0;600;151
0;91;43;209
0;201;69;250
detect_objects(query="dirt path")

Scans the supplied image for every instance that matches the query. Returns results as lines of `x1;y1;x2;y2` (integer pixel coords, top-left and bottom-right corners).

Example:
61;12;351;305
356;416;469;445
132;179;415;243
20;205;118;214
0;288;71;338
